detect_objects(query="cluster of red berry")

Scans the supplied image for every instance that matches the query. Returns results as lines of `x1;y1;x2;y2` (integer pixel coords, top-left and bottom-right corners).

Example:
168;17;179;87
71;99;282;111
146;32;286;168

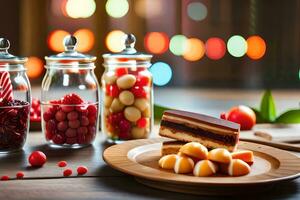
0;100;30;152
30;98;41;122
0;151;88;181
43;93;98;145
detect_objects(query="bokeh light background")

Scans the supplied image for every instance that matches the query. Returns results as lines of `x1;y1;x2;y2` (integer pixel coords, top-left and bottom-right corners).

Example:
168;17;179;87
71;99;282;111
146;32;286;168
3;0;300;88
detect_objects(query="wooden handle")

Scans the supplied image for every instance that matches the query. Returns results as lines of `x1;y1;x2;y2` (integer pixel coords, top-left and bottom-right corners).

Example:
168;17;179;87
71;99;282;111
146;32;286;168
240;138;300;152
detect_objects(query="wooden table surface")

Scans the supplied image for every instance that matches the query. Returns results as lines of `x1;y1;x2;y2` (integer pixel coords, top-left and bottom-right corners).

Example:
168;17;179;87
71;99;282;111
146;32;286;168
1;88;300;200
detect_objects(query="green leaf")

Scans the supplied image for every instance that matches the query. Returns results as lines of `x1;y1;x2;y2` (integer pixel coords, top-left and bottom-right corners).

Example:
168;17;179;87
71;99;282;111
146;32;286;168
250;107;264;123
260;90;276;122
154;104;172;121
276;109;300;124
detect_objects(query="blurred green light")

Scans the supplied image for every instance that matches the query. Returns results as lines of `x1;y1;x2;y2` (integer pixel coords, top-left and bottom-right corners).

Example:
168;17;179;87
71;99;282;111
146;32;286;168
106;0;129;18
169;35;188;56
187;2;207;21
227;35;247;57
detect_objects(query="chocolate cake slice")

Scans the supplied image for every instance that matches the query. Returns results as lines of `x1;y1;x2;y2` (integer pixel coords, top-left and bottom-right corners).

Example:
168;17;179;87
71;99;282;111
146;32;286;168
159;110;240;152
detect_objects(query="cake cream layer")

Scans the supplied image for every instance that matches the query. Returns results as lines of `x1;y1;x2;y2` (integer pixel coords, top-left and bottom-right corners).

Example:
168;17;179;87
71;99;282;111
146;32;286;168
160;128;236;152
162;114;239;136
164;110;240;132
161;141;185;155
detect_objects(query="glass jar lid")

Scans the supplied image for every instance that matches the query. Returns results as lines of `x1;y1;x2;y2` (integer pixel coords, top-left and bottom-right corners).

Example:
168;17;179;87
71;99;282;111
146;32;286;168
45;35;96;67
102;33;152;67
0;38;28;70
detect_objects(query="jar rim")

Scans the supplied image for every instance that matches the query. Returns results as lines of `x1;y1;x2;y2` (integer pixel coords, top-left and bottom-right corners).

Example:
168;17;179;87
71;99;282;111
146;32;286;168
44;63;95;69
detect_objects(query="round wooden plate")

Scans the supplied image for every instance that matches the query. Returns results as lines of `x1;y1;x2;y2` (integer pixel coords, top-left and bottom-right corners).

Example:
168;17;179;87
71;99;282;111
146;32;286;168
103;138;300;195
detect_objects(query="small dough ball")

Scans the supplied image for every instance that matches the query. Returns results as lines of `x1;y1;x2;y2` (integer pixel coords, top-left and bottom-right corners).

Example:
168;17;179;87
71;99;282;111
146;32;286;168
124;106;141;122
208;148;232;164
159;154;178;169
179;142;208;160
116;74;136;89
110;98;125;113
104;95;113;107
193;160;218;177
119;91;135;105
221;159;251;176
131;127;146;139
142;107;151;117
174;156;194;174
134;98;149;111
103;72;117;84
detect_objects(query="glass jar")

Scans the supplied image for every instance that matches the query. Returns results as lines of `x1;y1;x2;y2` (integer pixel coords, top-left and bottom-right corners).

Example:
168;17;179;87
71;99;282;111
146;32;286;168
102;34;153;143
41;35;99;148
0;38;31;153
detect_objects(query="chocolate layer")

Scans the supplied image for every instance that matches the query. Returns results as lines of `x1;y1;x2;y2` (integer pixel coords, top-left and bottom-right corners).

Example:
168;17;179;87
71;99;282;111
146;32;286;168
164;110;240;131
161;120;238;145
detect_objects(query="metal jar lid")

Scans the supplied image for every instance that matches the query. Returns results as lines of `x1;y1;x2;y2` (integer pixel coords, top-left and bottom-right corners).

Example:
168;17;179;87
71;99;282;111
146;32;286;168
45;35;96;67
0;38;28;67
102;33;152;67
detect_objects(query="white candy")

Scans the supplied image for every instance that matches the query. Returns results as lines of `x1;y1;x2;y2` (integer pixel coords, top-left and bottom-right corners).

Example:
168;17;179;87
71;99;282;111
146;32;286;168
104;95;113;107
110;98;125;113
119;90;135;105
131;127;146;139
103;72;117;84
142;106;151;117
116;74;136;89
134;98;149;111
124;106;141;122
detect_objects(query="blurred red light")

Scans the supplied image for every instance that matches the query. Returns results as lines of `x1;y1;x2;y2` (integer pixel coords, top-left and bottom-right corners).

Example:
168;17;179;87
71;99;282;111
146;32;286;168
205;37;226;60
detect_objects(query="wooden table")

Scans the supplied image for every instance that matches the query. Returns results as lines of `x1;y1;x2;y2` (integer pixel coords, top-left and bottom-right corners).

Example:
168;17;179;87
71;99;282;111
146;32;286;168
1;88;300;199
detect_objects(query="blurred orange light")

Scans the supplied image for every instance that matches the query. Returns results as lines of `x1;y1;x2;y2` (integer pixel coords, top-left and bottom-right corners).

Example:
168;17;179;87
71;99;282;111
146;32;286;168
144;32;169;54
105;30;126;52
47;30;70;52
205;37;226;60
183;38;205;61
25;57;44;79
246;36;266;60
74;29;95;52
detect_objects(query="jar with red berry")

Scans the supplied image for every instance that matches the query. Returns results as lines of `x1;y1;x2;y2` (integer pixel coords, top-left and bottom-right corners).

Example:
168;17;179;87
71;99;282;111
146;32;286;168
102;34;153;143
0;38;31;153
41;35;99;148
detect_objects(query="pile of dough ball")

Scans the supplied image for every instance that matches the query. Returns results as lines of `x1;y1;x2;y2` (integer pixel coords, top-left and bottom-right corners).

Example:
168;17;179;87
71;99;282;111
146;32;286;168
159;142;254;177
102;68;152;140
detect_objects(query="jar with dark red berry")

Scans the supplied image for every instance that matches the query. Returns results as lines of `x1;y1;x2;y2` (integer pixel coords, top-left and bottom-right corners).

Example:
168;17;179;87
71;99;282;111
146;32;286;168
0;38;31;153
42;35;99;148
102;34;153;143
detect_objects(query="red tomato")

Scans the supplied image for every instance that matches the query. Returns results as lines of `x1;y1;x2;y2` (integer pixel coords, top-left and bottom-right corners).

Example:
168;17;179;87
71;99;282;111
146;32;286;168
226;105;256;130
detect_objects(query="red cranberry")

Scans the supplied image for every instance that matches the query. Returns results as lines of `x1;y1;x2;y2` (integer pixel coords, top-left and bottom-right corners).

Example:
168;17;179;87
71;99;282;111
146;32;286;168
115;67;128;77
78;127;88;135
106;84;120;97
76;106;88;115
45;131;54;140
16;171;25;179
77;166;88;175
63;168;72;177
62;93;84;105
65;128;77;138
137;118;147;128
61;105;74;113
66;137;77;144
58;161;67;167
57;121;68;131
28;151;47;167
55;111;66;121
80;116;89;126
119;131;130;140
87;105;97;117
32;98;40;108
67;111;79;120
1;175;9;181
52;134;65;144
88;117;96;126
88;126;96;135
43;111;53;122
68;120;80;129
135;74;150;86
46;120;56;132
119;119;131;132
131;86;147;98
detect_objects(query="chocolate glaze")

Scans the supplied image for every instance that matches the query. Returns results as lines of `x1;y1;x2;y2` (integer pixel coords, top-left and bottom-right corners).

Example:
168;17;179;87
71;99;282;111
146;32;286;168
164;110;240;131
161;120;238;146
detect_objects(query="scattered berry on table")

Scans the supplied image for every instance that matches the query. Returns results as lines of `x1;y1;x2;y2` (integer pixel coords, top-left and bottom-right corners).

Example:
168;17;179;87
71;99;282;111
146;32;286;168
63;168;73;177
57;161;68;168
28;151;47;167
16;171;25;179
77;166;88;175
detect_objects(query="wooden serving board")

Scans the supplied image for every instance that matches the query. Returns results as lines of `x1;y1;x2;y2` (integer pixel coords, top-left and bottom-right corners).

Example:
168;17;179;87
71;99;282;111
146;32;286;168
103;138;300;196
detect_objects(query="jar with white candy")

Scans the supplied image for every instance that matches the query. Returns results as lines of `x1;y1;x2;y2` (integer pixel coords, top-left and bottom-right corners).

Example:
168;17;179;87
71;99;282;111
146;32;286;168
101;34;153;143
